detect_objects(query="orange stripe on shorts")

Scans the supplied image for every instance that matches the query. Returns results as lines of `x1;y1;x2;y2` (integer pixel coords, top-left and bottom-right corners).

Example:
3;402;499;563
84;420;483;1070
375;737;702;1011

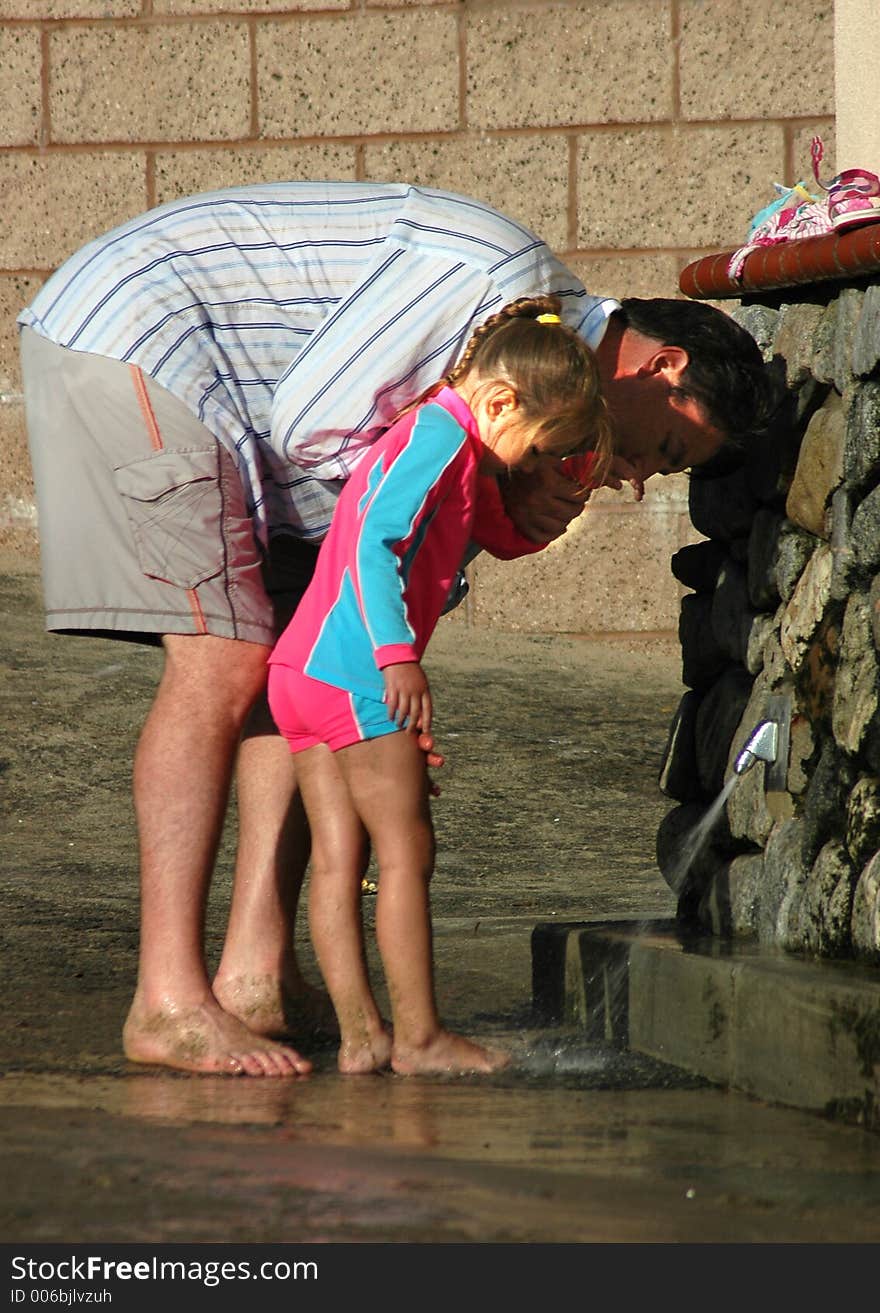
186;589;209;635
129;364;164;452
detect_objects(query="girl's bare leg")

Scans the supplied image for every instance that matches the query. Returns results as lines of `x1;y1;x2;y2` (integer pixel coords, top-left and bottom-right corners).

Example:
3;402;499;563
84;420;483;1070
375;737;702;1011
296;744;392;1074
337;732;508;1076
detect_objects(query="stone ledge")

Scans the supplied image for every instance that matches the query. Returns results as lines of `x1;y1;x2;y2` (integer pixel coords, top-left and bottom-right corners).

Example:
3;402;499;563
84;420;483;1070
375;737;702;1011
531;918;880;1129
680;222;880;300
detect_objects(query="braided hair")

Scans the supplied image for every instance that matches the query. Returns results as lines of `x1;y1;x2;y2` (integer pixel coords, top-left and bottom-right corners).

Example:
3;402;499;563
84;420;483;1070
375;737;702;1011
444;294;612;483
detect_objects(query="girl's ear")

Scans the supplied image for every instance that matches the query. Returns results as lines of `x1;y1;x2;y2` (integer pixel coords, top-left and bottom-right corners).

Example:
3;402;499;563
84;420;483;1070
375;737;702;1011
485;383;519;419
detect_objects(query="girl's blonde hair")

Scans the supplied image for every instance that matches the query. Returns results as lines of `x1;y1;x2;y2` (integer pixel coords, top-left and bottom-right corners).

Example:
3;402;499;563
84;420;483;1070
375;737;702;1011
445;294;613;484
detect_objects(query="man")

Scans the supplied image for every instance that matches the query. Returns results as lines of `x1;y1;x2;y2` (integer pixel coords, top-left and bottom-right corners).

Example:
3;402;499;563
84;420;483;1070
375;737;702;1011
18;181;777;1076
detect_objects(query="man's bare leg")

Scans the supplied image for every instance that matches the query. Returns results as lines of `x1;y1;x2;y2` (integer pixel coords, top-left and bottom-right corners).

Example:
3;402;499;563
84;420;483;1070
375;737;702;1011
212;695;335;1039
121;634;312;1077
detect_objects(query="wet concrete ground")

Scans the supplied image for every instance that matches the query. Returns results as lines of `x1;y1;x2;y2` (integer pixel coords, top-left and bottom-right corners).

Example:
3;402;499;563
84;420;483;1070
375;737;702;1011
2;561;880;1248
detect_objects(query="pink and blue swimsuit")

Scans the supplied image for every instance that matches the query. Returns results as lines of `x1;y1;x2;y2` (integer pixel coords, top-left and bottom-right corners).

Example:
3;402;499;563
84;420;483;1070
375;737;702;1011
268;387;489;752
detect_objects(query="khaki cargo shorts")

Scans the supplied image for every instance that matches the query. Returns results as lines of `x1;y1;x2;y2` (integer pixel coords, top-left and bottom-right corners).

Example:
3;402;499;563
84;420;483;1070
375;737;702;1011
20;328;318;646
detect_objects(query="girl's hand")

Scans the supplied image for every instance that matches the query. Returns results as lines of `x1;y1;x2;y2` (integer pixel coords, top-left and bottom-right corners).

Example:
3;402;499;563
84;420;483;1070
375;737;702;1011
383;661;432;733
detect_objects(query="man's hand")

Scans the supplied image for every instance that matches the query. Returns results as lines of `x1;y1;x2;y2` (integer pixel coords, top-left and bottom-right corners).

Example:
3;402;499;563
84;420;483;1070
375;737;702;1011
500;460;589;544
383;661;432;733
599;455;645;502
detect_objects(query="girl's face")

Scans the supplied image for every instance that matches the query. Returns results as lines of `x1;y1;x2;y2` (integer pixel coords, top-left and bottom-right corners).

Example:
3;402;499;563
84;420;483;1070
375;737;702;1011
469;382;554;476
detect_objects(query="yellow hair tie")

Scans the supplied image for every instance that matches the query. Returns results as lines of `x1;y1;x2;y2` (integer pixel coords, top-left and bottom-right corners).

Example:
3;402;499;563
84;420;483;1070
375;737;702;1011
536;313;561;324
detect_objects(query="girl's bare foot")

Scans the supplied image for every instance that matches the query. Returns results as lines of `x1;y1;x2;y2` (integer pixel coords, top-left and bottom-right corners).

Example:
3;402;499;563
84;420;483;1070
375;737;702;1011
391;1028;509;1076
212;971;337;1041
123;991;313;1077
338;1023;393;1074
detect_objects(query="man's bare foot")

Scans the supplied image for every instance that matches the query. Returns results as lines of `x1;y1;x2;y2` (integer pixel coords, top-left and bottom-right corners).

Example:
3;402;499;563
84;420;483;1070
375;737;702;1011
338;1023;393;1075
123;991;313;1077
391;1029;509;1076
212;971;338;1042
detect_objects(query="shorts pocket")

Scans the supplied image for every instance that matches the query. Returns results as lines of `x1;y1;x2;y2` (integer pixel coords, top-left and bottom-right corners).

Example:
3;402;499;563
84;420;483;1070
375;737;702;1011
114;447;225;590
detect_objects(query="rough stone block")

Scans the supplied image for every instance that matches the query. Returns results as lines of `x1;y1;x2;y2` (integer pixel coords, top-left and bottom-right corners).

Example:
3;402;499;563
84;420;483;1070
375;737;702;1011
671;539;727;593
49;24;251;143
0;27;41;147
730;303;779;361
802;739;857;869
679;591;729;691
711;560;756;665
679;0;833;120
803;840;856;958
852;284;880;378
846;776;880;871
784;388;845;538
363;137;570;252
843;382;880;494
745;612;776;677
658;689;703;804
832;591;880;761
696;665;754;798
689;465;758;542
726;852;765;938
851;853;880;961
153;144;357;204
850;485;880;577
0;153;147;268
257;14;458;138
779;542;833;673
467;4;671;131
747;507;783;610
771;301;827;388
759;817;807;948
774;522;816;602
577;124;783;251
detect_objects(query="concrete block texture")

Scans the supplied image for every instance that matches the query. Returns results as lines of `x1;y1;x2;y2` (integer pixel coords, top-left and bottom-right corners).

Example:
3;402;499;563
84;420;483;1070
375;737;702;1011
577;124;786;251
470;481;697;635
0;153;147;268
566;253;683;303
466;2;673;130
0;273;42;396
679;0;834;121
48;23;251;143
0;28;42;148
0;2;137;14
153;144;357;205
363;137;571;252
256;14;460;139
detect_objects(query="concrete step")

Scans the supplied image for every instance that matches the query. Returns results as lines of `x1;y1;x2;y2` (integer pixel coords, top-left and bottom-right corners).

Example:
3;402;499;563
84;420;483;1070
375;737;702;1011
531;918;880;1131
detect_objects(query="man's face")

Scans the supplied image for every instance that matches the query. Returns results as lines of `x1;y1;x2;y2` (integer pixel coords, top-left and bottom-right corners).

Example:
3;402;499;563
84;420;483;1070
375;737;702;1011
604;373;726;489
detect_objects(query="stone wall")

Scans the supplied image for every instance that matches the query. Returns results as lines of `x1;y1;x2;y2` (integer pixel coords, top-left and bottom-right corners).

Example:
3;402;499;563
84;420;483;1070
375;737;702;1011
0;0;835;634
657;278;880;962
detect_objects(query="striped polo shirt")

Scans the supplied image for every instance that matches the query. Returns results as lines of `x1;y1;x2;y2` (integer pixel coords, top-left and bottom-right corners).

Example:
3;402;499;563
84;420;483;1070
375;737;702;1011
19;181;618;543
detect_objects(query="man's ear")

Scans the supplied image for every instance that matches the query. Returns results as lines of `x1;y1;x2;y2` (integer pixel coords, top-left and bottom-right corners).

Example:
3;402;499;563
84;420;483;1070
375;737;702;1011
637;345;689;387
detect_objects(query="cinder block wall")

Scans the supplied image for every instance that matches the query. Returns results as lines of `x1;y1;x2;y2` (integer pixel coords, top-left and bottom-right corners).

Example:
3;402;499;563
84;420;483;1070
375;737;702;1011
0;0;835;634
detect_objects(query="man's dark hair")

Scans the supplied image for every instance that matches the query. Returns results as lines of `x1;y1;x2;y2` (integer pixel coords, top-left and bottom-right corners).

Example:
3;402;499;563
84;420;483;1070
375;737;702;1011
616;298;784;459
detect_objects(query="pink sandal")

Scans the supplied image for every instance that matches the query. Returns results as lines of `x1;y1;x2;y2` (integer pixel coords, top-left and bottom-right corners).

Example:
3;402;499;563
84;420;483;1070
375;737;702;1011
812;136;880;232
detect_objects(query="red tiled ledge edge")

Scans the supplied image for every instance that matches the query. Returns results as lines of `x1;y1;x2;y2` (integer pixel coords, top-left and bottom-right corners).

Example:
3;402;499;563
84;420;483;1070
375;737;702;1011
680;221;880;301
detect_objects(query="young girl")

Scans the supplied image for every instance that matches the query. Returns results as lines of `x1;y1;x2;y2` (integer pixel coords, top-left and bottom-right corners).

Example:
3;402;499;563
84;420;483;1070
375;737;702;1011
267;294;612;1076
